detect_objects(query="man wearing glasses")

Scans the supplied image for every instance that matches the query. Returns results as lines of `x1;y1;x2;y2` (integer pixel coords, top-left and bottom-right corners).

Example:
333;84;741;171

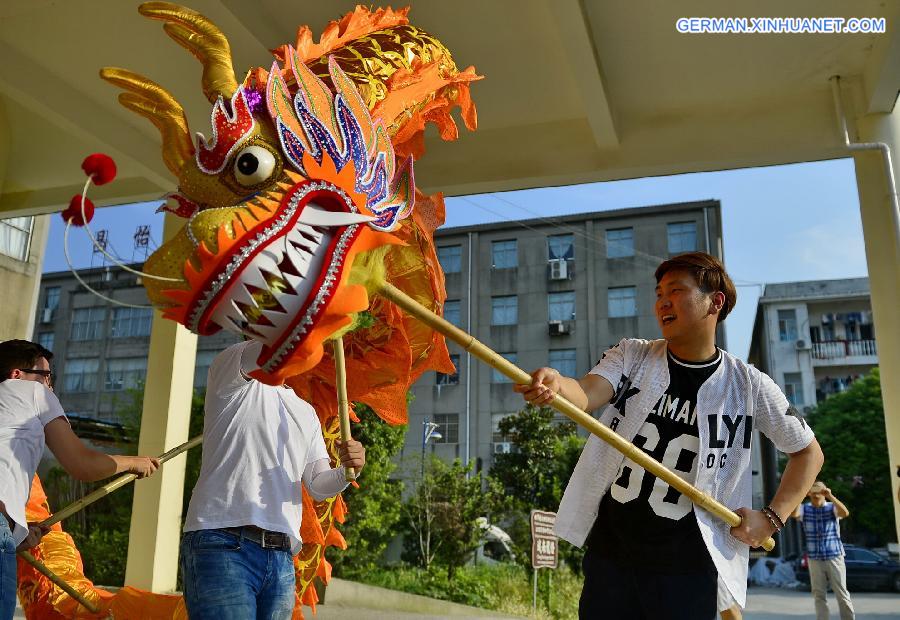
0;339;160;620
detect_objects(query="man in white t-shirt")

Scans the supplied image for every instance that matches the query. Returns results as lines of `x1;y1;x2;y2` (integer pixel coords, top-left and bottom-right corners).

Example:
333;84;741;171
180;340;365;619
516;252;823;619
0;340;159;620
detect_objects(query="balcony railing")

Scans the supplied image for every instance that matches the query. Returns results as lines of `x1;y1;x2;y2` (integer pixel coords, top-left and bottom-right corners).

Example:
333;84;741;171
811;339;877;359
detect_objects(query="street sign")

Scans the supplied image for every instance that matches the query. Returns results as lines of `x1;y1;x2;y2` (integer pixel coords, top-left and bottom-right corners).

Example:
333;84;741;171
530;509;558;569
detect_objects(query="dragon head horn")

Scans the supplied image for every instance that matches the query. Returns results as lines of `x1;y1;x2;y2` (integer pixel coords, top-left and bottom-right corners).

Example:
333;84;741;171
138;2;238;103
99;67;195;176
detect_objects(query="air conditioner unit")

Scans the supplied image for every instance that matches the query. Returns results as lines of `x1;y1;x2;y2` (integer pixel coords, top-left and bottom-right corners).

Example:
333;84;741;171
40;308;54;323
795;339;811;350
548;259;568;280
493;442;512;455
548;320;570;336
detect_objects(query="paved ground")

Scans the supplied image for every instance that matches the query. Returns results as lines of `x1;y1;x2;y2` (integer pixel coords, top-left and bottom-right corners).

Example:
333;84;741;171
743;586;900;619
14;586;900;618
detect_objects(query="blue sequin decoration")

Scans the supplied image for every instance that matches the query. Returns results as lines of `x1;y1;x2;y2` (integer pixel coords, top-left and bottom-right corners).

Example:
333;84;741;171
278;121;307;174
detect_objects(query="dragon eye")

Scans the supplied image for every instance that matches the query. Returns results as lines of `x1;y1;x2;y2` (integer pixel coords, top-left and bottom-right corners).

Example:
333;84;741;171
233;145;276;186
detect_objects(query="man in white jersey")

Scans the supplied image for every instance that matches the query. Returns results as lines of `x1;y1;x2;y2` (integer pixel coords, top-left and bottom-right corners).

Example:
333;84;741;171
180;340;366;619
0;340;159;620
516;252;824;619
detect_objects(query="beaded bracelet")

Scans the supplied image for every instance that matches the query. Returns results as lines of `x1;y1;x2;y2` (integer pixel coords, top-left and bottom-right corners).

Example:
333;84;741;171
761;506;784;532
766;506;786;529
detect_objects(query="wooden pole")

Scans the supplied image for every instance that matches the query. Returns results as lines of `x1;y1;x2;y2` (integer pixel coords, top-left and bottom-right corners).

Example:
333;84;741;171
17;550;100;614
377;282;775;552
40;435;203;529
333;337;357;481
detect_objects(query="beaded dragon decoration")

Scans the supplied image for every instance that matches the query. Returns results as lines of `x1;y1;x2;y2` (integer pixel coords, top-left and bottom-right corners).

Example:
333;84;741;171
18;3;478;617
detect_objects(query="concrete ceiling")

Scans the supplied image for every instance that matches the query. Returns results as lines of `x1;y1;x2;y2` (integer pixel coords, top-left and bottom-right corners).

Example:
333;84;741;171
1;0;898;216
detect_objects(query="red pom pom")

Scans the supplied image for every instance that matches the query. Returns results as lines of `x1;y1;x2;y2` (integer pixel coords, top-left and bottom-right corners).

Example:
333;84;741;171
62;196;95;227
81;153;117;185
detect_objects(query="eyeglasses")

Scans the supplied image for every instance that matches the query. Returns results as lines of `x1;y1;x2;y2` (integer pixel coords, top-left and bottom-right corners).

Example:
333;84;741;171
17;368;53;386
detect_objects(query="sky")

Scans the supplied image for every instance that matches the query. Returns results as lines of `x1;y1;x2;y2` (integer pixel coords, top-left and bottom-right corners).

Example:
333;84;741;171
43;157;869;361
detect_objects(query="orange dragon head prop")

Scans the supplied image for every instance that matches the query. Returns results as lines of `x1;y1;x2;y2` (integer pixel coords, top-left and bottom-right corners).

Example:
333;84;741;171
100;1;479;387
22;3;480;617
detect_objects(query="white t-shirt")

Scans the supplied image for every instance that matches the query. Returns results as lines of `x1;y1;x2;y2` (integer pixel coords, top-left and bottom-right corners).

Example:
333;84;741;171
0;380;66;545
183;342;338;553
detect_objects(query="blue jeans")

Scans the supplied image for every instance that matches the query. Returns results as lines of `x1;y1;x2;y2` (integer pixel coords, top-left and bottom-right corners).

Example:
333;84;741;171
1;518;16;620
180;529;296;620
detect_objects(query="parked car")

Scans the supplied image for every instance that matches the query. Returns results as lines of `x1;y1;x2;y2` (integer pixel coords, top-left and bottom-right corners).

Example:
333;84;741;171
796;545;900;592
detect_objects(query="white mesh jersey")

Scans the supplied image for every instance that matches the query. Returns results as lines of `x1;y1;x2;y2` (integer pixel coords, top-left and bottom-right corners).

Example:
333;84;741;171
555;338;815;608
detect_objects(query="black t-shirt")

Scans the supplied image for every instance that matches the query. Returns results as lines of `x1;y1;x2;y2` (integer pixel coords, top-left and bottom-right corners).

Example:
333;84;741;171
586;348;722;574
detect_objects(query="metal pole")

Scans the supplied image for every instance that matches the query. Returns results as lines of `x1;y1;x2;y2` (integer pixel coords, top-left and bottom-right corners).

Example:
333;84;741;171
532;568;537;614
421;417;427;478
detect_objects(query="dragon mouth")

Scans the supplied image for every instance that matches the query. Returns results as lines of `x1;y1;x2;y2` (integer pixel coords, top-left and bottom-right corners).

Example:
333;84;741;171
183;177;377;374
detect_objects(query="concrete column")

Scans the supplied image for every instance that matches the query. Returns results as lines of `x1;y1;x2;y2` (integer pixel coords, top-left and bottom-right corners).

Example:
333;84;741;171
124;212;197;591
853;107;900;542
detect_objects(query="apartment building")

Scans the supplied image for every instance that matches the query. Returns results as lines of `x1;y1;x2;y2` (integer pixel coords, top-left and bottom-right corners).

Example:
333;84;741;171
748;277;877;554
407;200;725;473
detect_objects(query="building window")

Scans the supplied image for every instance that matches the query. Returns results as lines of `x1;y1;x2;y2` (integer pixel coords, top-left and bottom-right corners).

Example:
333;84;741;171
606;228;634;258
105;357;148;391
111;307;153;338
44;287;60;311
63;358;99;393
194;350;219;388
549;291;576;322
492;352;517;383
784;372;804;406
548;234;574;260
492;240;517;269
436;354;460;386
491;296;517;325
0;216;34;261
443;300;461;327
667;222;697;254
433;413;459;443
37;332;54;352
437;245;462;274
549;349;577;378
778;309;798;342
608;286;637;318
70;307;106;341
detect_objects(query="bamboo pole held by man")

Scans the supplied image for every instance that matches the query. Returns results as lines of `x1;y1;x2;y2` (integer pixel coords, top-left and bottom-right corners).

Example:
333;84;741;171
17;550;100;614
40;435;203;529
333;337;357;481
377;281;776;552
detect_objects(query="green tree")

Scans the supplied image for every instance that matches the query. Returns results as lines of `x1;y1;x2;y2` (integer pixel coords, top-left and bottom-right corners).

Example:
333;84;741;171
330;403;407;576
488;404;586;571
490;404;583;510
806;368;894;543
403;458;509;579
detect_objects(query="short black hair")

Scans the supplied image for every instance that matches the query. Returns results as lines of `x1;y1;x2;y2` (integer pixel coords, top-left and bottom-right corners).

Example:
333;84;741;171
0;339;53;382
655;252;737;323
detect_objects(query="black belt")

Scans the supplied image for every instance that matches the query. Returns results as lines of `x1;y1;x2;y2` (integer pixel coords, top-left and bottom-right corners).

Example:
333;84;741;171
222;526;291;551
